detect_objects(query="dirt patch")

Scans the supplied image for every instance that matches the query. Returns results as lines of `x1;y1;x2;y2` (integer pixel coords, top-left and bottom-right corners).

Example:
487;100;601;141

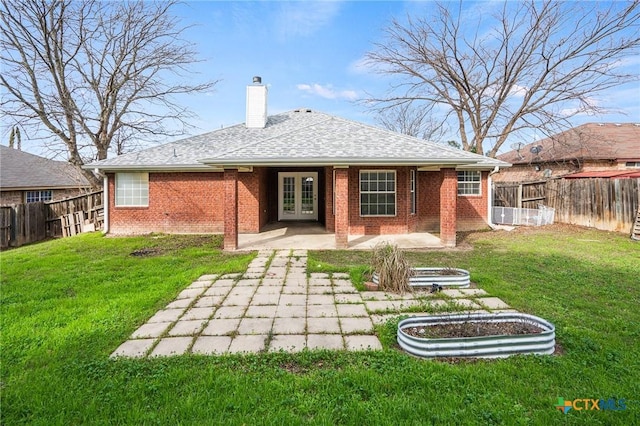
130;247;161;257
402;321;544;339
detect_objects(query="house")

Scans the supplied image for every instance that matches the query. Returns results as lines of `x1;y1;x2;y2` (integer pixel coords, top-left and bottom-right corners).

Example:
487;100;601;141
0;145;92;205
86;78;509;250
495;123;640;183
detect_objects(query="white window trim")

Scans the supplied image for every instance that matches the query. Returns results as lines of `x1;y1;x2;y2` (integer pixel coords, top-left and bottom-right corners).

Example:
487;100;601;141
25;190;52;203
457;171;482;196
359;169;397;217
410;169;416;215
115;172;149;207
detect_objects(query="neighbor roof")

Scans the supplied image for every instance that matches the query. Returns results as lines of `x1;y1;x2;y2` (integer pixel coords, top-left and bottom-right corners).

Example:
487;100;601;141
0;145;91;190
86;110;509;171
498;123;640;165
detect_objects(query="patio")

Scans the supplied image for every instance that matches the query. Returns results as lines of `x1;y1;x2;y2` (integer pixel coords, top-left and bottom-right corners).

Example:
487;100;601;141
237;222;444;250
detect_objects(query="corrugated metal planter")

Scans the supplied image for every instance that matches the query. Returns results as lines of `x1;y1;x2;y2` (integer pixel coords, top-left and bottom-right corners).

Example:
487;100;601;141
397;313;556;359
373;268;470;289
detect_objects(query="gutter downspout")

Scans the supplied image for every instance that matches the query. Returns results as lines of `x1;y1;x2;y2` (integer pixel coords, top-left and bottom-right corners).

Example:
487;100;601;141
488;166;499;227
102;173;109;234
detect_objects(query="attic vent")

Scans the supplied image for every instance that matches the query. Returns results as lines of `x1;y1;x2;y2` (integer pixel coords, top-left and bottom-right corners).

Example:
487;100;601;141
294;108;312;113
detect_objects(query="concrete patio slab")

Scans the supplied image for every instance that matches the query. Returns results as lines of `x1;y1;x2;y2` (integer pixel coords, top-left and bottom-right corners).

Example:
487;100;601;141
476;297;511;310
272;317;306;334
237;318;273;335
201;318;241;336
269;335;306;352
335;304;369;317
192;336;232;355
150;337;192;357
275;305;307;318
168;320;207;336
165;299;193;309
131;322;172;339
228;335;267;353
112;248;511;358
307;304;338;317
307;334;344;350
344;335;382;351
340;317;374;334
111;338;156;358
307;317;341;333
147;308;185;323
181;307;215;321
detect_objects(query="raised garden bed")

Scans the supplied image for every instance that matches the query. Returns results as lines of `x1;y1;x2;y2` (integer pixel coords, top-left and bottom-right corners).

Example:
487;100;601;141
397;312;556;359
373;267;470;289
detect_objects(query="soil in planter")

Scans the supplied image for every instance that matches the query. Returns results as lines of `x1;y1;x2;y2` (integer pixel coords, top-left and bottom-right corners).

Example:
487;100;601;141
415;268;465;277
403;321;544;338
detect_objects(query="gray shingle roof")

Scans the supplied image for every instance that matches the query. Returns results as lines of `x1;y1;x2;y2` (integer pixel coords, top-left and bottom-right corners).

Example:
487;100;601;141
87;110;509;170
0;145;91;190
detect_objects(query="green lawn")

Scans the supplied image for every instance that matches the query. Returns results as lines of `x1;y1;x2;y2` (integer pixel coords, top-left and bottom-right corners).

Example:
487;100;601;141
2;228;639;424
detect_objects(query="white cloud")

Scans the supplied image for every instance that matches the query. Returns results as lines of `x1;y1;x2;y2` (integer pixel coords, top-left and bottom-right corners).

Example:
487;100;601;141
296;83;358;100
276;1;342;39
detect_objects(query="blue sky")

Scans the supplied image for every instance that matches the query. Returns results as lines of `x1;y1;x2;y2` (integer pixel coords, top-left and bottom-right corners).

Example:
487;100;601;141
171;0;640;148
5;1;639;158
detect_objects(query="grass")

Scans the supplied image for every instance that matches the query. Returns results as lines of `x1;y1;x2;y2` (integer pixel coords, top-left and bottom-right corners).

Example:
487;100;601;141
2;227;640;424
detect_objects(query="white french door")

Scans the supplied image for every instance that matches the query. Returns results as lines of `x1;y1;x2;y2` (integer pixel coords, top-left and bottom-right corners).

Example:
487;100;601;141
278;172;318;221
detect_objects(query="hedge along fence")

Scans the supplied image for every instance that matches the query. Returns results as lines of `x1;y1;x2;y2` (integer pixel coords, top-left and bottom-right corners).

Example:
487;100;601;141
0;190;103;249
494;177;639;233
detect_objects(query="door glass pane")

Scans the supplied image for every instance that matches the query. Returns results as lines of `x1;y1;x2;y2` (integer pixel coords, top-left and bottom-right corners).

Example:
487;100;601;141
283;176;295;215
301;176;314;215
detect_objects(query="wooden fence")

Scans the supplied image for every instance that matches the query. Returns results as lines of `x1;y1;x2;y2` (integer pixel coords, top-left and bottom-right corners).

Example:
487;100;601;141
493;178;640;233
0;190;103;249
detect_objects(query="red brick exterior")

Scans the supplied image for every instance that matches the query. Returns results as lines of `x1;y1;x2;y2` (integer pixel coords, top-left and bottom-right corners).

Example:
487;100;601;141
107;167;490;247
334;168;349;248
440;169;458;246
224;169;239;250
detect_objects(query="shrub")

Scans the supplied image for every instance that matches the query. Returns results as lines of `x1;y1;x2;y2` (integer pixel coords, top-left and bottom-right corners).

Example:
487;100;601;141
371;243;412;294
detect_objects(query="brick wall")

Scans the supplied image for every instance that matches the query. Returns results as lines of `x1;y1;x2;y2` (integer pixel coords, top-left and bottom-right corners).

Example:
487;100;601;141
109;172;223;234
457;171;489;231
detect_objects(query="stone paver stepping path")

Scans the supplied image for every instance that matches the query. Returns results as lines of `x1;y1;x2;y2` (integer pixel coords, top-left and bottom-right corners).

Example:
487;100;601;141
111;249;513;357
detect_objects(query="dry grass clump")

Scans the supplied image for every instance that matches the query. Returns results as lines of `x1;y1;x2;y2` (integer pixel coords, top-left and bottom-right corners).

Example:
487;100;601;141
371;243;413;294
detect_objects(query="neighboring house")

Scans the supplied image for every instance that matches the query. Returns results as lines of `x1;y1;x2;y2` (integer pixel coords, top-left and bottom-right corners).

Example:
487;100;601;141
86;78;509;249
0;145;92;205
495;123;640;182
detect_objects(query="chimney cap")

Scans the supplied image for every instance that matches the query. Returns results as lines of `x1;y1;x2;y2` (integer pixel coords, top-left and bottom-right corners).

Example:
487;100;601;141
252;76;262;84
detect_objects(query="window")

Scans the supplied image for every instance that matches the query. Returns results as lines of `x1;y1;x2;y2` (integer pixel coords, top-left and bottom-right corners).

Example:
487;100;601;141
115;173;149;207
625;161;640;168
360;170;396;216
410;169;416;214
25;190;52;203
457;171;481;195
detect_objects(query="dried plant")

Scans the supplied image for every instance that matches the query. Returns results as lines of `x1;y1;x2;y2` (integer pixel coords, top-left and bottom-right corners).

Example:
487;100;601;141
371;243;412;294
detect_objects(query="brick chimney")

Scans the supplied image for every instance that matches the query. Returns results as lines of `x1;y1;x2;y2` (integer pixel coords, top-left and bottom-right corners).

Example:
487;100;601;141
246;76;267;129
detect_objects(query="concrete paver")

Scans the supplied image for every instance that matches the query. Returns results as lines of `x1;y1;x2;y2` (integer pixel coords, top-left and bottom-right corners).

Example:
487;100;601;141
228;335;267;353
112;249;507;358
307;317;341;333
307;334;344;350
111;338;156;358
150;337;192;357
192;336;232;354
269;334;306;352
131;322;172;338
168;320;207;336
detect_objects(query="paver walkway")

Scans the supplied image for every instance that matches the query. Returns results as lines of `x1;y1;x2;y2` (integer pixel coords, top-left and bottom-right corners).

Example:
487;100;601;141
112;250;513;357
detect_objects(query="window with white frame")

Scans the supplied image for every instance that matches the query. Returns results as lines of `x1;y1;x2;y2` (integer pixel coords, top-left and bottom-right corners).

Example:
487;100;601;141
457;171;481;195
25;190;52;203
625;161;640;168
115;172;149;207
410;169;416;214
360;170;396;216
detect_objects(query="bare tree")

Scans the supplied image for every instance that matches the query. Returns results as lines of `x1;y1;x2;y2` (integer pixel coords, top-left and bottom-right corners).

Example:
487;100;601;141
0;0;216;184
374;102;446;141
365;0;640;157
